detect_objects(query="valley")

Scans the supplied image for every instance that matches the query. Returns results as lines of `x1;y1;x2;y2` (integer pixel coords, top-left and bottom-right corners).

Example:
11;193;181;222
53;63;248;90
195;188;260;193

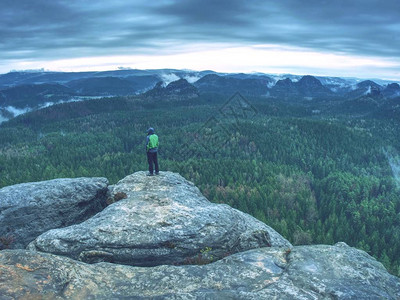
0;69;399;276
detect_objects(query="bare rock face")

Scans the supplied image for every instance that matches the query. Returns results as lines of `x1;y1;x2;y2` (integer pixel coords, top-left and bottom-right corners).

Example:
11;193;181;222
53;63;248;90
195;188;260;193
0;177;108;249
1;243;399;299
28;171;291;266
144;79;199;101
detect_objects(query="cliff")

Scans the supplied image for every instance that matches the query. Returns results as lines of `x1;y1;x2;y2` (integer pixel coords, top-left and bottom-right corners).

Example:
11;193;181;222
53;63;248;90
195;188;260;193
0;171;399;299
143;79;199;101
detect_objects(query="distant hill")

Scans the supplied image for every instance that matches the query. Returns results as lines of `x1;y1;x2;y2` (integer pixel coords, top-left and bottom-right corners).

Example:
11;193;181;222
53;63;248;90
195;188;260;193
123;75;160;93
66;77;138;96
297;75;333;97
2;97;138;126
193;74;272;96
0;69;212;89
0;71;95;88
0;74;158;118
270;78;298;98
383;83;400;98
316;76;357;94
0;83;75;108
270;75;334;100
144;79;199;101
1;68;400;123
344;80;382;99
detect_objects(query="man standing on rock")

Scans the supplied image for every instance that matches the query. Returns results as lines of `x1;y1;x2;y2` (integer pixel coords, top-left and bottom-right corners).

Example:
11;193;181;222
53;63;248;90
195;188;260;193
146;127;159;176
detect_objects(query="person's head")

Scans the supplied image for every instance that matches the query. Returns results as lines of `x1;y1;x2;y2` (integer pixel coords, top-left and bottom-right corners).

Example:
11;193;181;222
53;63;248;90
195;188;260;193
147;127;155;135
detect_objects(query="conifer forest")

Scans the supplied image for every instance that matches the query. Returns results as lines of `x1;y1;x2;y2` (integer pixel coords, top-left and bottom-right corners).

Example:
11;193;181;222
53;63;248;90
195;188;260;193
1;92;399;275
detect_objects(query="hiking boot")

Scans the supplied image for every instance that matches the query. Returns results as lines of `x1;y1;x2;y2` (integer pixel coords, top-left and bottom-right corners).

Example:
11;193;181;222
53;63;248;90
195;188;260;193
146;173;154;176
155;172;159;175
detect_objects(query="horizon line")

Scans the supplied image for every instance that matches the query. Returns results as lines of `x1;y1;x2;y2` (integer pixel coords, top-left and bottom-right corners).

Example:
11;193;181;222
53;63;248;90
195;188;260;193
2;67;399;83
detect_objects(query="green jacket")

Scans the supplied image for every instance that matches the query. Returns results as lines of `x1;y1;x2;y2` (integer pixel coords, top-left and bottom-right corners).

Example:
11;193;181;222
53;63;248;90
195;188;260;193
146;134;159;152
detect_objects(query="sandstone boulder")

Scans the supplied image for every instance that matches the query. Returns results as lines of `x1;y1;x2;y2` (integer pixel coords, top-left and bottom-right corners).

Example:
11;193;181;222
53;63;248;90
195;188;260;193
28;171;291;266
1;243;399;299
0;177;108;249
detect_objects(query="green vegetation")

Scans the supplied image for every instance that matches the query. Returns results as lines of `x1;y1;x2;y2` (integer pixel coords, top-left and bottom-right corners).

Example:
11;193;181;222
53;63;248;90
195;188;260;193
0;94;399;275
183;246;215;265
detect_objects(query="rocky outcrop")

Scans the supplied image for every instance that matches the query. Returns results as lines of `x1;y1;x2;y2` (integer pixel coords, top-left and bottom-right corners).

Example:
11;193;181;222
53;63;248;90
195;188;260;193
1;171;399;298
297;75;333;97
28;171;290;266
1;243;399;299
271;76;333;99
0;177;108;249
193;73;272;96
347;80;383;99
144;79;199;100
383;82;400;98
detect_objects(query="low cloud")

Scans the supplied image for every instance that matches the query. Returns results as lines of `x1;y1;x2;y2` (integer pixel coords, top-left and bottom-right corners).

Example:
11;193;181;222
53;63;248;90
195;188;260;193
5;106;31;117
184;75;201;83
0;106;31;123
267;82;275;88
160;73;180;86
38;102;56;109
0;115;8;124
363;86;372;95
0;97;100;123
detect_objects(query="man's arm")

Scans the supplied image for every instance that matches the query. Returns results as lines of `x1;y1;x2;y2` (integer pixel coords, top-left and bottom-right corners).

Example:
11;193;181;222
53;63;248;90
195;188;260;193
146;135;150;152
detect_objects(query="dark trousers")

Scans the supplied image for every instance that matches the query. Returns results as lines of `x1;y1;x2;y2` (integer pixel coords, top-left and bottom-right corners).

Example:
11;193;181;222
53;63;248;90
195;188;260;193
147;151;159;174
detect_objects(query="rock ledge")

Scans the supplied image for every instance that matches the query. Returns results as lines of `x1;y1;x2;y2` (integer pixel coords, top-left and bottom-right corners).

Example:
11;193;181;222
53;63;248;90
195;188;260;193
28;171;291;266
0;177;108;248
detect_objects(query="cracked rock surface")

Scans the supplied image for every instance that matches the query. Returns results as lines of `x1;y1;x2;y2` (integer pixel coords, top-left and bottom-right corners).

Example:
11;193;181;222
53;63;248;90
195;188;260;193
1;243;399;299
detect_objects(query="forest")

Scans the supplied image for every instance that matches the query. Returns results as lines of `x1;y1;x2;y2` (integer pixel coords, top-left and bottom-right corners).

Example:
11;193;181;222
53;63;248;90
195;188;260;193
0;93;399;275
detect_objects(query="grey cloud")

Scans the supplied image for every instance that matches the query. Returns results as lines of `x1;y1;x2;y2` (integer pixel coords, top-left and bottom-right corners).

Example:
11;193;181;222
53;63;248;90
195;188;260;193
0;0;399;65
152;0;400;57
0;1;160;57
255;0;400;56
154;0;255;27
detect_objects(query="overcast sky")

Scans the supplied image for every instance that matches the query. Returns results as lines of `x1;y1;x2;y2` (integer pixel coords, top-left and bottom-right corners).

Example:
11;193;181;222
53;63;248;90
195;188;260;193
1;0;400;80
